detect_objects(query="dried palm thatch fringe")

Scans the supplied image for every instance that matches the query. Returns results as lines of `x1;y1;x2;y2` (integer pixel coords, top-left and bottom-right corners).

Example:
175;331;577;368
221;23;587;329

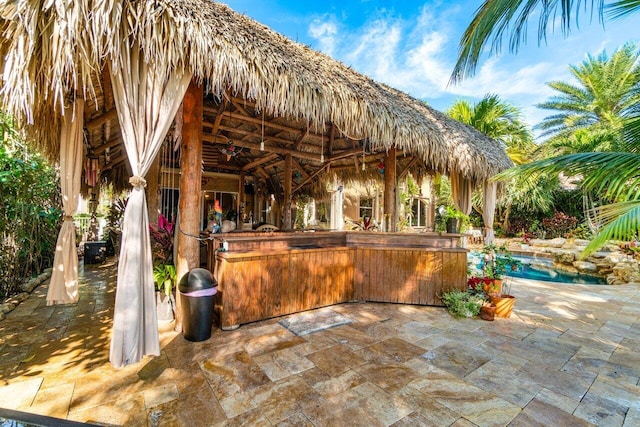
0;0;511;180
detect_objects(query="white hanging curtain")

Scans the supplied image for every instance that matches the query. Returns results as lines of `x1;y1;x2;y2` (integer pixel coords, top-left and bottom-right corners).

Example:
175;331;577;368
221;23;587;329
109;39;192;367
482;180;497;245
47;99;85;306
450;172;473;215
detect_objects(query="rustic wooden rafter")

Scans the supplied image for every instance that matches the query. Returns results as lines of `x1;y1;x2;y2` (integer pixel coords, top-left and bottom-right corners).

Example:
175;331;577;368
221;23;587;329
86;108;117;130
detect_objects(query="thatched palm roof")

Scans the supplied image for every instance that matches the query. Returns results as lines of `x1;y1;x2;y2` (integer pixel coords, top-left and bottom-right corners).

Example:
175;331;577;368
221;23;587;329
0;0;511;188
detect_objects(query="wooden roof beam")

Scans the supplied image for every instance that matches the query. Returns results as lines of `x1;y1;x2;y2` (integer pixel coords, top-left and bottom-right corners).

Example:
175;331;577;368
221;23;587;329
291;158;310;179
328;147;365;162
202;134;322;162
203;106;329;142
293;122;310;150
91;135;123;155
215;124;294;146
242;153;279;172
293;164;329;193
398;157;419;181
86;108;118;130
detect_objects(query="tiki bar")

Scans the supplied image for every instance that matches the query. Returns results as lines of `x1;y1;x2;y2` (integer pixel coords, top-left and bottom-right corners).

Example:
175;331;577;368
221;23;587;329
0;1;511;367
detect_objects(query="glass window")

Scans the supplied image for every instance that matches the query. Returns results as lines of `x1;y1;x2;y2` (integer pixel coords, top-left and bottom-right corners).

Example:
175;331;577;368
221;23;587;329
359;197;373;219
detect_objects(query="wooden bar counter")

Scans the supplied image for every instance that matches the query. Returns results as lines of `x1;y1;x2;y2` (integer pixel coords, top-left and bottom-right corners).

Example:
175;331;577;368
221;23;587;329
209;231;467;329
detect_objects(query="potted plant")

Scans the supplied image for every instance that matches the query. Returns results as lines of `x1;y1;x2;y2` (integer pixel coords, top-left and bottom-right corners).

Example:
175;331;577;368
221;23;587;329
154;263;176;322
469;244;521;318
440;289;485;318
479;302;497;321
443;207;469;234
488;281;516;318
480;244;521;293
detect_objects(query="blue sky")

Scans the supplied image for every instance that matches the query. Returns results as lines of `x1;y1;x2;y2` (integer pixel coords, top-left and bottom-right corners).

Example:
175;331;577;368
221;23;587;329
221;1;639;141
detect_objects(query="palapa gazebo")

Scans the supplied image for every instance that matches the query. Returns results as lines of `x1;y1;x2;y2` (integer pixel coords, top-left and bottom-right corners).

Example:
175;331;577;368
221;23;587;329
0;1;512;367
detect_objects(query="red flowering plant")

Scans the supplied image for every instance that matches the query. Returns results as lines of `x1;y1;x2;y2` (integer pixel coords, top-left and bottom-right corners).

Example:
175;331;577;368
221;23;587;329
150;214;174;263
467;276;492;292
521;232;534;244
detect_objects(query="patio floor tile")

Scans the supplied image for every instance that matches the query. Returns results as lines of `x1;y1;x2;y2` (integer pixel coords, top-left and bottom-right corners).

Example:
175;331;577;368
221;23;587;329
1;259;640;425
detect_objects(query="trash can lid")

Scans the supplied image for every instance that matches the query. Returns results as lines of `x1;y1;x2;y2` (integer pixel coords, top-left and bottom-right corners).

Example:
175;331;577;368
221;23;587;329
179;268;217;293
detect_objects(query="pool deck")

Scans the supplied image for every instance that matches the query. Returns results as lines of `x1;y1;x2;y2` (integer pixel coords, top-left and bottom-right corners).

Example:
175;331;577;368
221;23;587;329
1;258;640;426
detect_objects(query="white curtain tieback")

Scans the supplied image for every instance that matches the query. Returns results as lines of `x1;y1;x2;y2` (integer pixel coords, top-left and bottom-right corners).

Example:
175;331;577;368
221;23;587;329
129;176;147;188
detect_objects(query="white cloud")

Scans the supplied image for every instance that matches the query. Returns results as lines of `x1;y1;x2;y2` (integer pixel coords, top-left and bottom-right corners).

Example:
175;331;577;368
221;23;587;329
304;2;628;131
308;17;339;57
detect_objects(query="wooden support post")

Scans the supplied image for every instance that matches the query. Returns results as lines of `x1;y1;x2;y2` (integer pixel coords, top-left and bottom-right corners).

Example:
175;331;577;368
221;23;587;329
176;80;203;329
283;154;293;230
238;174;245;228
146;151;161;227
384;146;397;232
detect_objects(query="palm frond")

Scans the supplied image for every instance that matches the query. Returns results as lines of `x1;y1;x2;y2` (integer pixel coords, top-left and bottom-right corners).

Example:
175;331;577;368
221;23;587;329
605;0;640;20
583;200;640;255
495;151;640;201
451;0;606;82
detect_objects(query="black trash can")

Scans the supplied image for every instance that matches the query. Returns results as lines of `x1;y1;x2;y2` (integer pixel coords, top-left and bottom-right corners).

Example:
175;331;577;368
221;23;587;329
84;241;107;264
179;268;217;342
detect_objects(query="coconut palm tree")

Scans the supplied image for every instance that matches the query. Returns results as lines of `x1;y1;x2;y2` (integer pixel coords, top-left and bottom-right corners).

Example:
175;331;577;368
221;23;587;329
451;0;640;82
447;94;555;229
536;43;640;152
447;94;531;147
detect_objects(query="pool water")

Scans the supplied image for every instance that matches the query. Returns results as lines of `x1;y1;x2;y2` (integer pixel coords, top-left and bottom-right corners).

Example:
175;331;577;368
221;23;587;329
469;252;608;285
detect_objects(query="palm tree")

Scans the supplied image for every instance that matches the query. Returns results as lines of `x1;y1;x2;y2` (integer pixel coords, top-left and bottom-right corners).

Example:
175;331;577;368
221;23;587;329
451;0;640;83
447;93;533;157
452;1;640;255
536;43;640;151
447;94;555;228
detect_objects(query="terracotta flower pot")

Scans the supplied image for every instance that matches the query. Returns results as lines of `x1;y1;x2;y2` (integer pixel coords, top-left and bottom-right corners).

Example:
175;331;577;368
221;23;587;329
480;304;497;321
488;294;515;318
483;279;502;295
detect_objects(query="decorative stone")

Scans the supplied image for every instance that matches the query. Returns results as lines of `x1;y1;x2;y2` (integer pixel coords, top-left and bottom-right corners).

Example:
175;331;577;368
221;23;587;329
14;292;29;302
546;238;567;248
0;312;4;321
605;253;629;264
611;262;640;283
588;252;610;260
23;281;38;293
572;261;598;274
555;252;576;264
607;275;625;285
0;303;15;314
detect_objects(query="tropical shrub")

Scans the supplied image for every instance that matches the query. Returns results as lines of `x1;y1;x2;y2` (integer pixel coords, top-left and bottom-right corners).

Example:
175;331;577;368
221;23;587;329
0;123;61;299
542;212;579;239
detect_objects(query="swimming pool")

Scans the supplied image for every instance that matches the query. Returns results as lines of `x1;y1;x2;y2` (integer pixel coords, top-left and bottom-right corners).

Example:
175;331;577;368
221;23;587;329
469;252;608;285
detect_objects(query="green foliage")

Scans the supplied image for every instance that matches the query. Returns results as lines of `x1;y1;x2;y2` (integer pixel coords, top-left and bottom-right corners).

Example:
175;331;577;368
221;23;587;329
566;222;593;240
447;94;533;147
481;244;521;280
440;290;484;318
153;263;176;296
451;0;640;82
0;120;61;299
536;43;640;148
542;212;579;239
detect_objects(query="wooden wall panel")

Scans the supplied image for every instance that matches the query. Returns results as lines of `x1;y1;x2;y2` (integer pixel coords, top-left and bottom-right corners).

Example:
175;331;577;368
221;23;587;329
216;245;466;329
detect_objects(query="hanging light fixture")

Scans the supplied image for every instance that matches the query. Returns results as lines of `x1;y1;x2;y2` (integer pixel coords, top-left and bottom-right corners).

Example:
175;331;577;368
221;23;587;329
320;128;325;163
260;109;265;151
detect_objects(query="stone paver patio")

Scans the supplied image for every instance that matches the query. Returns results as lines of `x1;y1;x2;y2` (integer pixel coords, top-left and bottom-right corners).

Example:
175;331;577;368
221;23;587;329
1;258;640;426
